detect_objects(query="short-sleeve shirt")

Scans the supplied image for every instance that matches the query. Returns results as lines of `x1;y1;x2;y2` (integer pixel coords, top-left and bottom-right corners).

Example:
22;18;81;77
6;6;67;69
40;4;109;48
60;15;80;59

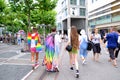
91;34;101;44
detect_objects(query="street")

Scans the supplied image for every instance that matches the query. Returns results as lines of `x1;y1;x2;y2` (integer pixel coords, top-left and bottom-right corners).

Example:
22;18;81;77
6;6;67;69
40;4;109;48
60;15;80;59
0;42;120;80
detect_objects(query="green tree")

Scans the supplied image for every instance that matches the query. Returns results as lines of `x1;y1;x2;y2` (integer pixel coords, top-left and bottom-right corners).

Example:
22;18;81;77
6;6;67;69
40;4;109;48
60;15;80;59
1;0;58;34
0;0;6;26
0;0;6;12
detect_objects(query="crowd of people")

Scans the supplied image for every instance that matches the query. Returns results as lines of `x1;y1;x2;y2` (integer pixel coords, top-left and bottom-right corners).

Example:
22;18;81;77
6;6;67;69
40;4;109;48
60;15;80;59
0;33;25;45
27;25;120;78
1;26;119;78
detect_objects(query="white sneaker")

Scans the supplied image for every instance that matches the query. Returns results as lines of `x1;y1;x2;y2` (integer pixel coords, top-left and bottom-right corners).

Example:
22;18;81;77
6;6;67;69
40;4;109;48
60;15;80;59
82;60;86;65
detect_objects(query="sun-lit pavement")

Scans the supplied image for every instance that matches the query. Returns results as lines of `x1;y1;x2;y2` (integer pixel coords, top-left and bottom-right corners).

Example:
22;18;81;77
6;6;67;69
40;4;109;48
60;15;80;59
0;42;120;80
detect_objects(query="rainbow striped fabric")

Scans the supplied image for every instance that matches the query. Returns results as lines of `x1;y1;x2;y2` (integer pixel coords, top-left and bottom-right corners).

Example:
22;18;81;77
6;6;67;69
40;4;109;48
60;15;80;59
27;32;31;45
36;43;42;52
27;32;42;52
44;34;55;71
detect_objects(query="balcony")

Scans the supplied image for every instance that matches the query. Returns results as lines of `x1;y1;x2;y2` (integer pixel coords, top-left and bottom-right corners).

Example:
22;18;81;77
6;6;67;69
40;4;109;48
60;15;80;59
112;15;120;22
96;18;111;25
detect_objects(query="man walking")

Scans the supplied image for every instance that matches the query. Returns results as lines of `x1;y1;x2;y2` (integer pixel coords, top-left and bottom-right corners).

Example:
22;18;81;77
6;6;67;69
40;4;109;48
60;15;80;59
106;27;118;67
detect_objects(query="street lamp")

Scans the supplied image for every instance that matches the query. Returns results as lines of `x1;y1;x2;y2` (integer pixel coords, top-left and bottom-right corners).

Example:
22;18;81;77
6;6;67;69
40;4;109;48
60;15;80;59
41;24;46;45
39;24;51;45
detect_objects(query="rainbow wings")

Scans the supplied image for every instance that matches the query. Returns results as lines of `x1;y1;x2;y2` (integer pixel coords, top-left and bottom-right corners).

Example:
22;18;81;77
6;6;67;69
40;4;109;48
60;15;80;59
44;34;55;71
45;34;55;62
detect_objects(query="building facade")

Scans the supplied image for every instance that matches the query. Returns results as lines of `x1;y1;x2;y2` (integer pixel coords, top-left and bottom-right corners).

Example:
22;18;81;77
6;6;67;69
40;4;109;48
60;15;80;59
88;0;120;32
55;0;87;34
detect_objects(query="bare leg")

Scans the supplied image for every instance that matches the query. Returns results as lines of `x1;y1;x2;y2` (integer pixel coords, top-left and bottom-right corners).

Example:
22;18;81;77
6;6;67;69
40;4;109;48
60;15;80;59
69;53;73;66
113;59;117;66
73;54;79;78
74;54;78;70
93;53;96;61
96;53;100;62
35;52;39;62
31;52;35;62
69;53;74;70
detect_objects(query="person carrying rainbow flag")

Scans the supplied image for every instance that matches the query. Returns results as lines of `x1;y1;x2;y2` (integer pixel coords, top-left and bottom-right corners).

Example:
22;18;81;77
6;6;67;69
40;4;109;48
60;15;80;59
43;28;61;72
27;27;42;68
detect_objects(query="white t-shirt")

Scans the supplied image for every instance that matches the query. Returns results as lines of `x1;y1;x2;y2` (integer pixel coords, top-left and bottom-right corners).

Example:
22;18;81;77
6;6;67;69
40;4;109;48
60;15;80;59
31;33;36;48
91;34;101;44
79;35;88;45
118;35;120;44
54;34;61;46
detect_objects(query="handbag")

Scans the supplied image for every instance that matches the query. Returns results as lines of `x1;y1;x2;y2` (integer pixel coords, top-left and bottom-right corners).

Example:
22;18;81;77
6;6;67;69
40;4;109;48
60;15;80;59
66;45;72;52
87;40;94;51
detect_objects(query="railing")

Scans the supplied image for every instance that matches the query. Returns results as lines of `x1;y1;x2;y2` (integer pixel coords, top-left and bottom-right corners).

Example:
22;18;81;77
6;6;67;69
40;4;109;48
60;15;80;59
96;18;111;25
112;15;120;22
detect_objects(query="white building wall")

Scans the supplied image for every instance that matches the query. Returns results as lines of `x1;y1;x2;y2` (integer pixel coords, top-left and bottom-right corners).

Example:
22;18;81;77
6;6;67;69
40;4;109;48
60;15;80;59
56;0;87;31
88;0;116;12
88;0;120;30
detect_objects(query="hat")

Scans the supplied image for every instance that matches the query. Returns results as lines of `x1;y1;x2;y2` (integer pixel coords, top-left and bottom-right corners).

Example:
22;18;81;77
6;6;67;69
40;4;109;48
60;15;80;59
80;29;86;35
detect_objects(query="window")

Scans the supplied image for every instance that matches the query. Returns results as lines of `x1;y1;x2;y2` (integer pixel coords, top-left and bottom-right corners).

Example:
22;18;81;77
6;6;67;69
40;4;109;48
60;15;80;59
80;0;85;6
70;0;77;5
61;0;66;7
80;8;86;16
65;8;67;16
92;0;94;3
106;15;111;19
61;1;64;6
72;8;75;15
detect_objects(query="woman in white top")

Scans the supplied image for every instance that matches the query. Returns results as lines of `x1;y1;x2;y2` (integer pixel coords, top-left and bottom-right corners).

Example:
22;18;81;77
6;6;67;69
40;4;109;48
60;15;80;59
90;28;101;62
79;29;88;64
54;31;61;70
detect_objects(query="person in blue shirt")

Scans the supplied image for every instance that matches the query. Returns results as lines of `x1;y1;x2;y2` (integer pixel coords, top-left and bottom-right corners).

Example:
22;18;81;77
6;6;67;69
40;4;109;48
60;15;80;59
106;27;118;67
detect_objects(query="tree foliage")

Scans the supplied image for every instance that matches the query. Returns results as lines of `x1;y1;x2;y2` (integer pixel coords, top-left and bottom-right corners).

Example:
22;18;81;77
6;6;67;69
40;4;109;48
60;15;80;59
0;0;6;12
0;0;58;34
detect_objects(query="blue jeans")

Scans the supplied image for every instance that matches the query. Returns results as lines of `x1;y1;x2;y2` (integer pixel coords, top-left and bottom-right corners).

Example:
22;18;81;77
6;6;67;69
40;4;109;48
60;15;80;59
79;48;87;58
17;39;21;45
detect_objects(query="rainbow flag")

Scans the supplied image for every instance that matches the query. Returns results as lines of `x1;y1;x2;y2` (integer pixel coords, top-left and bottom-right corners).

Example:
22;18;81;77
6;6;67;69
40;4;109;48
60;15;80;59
36;43;42;52
27;32;42;52
44;34;55;71
27;32;31;45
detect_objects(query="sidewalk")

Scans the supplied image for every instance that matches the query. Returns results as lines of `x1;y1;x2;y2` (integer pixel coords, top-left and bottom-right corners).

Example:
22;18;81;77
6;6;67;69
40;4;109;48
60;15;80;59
25;42;120;80
0;42;120;80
